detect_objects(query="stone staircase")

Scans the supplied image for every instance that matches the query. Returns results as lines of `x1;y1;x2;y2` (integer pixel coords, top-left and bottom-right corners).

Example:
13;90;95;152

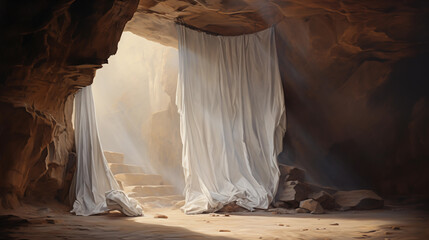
104;151;184;209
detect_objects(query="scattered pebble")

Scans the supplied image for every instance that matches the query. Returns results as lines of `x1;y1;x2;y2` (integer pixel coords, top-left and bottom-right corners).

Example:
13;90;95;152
224;214;230;217
330;223;339;226
154;214;168;219
316;227;326;230
219;229;231;232
361;230;376;233
391;226;401;230
278;224;284;226
302;229;308;231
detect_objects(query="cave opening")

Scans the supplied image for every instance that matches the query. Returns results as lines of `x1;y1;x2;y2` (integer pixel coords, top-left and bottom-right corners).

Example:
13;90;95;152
1;0;429;239
87;31;185;208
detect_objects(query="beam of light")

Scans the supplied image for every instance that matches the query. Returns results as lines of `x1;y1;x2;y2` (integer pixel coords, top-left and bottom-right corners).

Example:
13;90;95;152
92;31;183;190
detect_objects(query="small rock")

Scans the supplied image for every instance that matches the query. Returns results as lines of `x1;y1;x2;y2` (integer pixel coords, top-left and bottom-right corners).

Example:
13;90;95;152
277;181;311;205
302;229;308;231
330;223;339;226
309;191;336;210
300;199;324;214
334;190;383;210
218;202;247;212
272;201;287;208
224;214;230;217
154;214;168;219
278;224;284;226
391;226;400;230
219;229;231;232
295;208;310;213
278;164;306;182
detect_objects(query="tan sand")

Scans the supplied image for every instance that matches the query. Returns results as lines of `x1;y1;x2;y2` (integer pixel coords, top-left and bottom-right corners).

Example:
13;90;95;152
1;202;428;240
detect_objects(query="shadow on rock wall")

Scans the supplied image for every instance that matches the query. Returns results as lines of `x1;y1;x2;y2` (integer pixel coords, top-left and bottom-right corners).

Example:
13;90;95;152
276;13;429;196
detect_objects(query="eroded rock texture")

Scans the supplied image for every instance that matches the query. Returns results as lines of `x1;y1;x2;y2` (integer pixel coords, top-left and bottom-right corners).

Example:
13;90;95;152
128;0;429;196
0;0;138;208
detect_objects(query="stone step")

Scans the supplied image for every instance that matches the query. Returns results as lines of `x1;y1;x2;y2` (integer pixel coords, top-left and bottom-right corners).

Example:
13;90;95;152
134;195;184;208
104;151;124;164
114;173;163;186
125;185;177;197
109;163;144;175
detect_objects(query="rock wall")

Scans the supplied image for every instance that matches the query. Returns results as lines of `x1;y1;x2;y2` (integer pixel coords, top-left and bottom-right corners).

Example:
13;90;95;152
0;0;138;208
127;0;429;196
274;9;429;195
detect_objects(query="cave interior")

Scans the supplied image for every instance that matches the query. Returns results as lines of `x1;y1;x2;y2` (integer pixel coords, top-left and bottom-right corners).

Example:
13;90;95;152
0;0;428;239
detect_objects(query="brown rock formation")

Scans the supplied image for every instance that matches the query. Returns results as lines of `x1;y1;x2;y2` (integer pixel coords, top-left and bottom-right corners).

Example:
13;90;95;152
334;190;384;210
0;0;138;208
299;199;324;214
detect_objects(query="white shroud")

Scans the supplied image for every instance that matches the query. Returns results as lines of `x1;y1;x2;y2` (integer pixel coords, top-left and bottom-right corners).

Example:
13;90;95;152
176;25;286;214
72;86;143;217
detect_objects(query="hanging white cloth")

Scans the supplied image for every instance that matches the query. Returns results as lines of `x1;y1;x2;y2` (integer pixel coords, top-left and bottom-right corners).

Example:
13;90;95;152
176;25;286;214
72;86;143;217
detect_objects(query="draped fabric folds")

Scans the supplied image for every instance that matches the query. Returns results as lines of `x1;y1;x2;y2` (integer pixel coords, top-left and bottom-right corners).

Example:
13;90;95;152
176;25;286;214
72;86;143;217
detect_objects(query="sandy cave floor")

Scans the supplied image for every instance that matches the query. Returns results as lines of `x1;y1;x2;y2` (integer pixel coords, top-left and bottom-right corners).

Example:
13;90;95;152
1;202;428;240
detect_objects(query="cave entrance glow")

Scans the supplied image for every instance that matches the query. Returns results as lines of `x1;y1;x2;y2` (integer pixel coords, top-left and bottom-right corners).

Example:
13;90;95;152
91;32;184;196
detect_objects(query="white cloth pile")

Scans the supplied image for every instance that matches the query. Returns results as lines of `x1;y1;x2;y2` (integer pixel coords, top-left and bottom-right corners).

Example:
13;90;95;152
176;25;286;214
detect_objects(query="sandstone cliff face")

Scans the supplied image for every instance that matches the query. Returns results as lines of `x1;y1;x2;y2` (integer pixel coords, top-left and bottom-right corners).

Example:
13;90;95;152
0;0;138;208
128;0;429;195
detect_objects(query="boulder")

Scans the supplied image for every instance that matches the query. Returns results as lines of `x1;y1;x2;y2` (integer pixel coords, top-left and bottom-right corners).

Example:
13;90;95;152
334;190;383;210
276;181;311;207
278;164;306;182
299;199;324;214
309;191;336;210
